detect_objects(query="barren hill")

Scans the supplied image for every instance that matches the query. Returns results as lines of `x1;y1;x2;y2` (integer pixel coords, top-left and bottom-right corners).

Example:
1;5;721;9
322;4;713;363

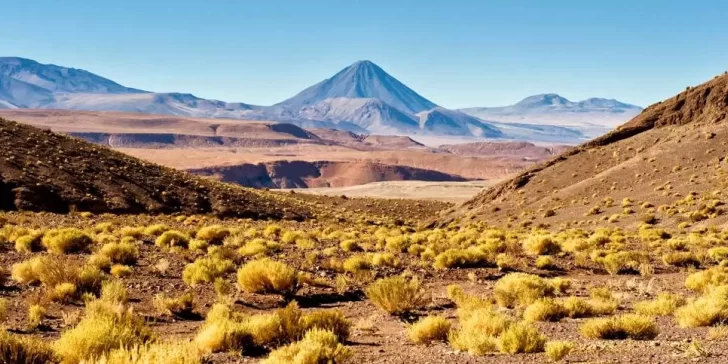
442;72;728;229
191;160;467;189
0;117;309;219
437;141;571;159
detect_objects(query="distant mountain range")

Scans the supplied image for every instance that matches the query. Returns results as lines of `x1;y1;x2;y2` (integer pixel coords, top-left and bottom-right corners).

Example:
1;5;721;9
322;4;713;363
0;57;642;143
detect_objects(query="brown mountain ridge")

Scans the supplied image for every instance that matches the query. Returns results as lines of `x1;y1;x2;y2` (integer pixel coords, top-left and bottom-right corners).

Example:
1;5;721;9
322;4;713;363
442;71;728;229
0;117;309;219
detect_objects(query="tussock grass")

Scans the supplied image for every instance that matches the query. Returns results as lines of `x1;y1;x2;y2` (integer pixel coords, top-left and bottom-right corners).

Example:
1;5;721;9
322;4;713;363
155;230;190;249
580;314;658;340
12;256;104;300
449;309;511;355
84;341;203;364
365;276;427;315
433;248;491;269
261;329;352;364
153;292;196;318
675;286;728;327
237;258;298;295
633;293;686;315
545;341;574;362
99;241;138;265
522;234;561;255
42;228;93;254
685;266;728;292
523;298;567;322
0;330;58;364
183;257;235;287
497;323;546;354
407;315;451;344
494;273;556;308
53;299;155;363
195;225;230;244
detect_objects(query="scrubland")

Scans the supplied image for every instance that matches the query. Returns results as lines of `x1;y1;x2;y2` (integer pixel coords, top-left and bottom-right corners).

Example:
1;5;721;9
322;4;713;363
1;203;728;364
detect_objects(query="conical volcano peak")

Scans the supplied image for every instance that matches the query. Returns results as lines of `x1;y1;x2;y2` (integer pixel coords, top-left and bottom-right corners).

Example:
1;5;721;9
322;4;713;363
278;60;438;114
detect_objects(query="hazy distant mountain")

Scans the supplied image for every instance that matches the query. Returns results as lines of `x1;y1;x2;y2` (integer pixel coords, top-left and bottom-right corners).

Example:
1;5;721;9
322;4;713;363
278;60;437;114
459;93;642;136
0;57;629;143
0;57;143;94
0;74;54;108
51;92;260;118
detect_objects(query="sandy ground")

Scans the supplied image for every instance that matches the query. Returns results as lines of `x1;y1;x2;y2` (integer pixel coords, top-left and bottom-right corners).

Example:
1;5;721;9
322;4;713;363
284;180;498;203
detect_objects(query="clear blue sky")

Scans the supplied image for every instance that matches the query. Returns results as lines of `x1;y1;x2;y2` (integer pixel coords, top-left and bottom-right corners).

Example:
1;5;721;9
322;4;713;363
3;0;727;108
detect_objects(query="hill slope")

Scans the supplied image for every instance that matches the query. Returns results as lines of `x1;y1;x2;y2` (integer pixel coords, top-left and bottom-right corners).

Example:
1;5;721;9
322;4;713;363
0;117;309;219
443;72;728;228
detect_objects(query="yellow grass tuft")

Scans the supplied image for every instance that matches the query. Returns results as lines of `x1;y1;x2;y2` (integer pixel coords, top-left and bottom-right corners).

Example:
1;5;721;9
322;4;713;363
237;258;298;295
580;314;658;340
365;276;427;315
545;341;574;362
407;315;452;344
494;273;555;308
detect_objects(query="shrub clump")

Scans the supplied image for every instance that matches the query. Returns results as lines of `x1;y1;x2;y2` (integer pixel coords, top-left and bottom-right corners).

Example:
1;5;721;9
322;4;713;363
53;299;155;363
494;273;556;308
633;293;686;316
0;330;58;364
545;341;574;362
407;315;452;344
675;286;728;328
261;328;352;364
580;314;658;340
365;276;427;315
183;257;235;287
42;228;93;254
155;230;190;249
433;248;491;269
237;258;298;295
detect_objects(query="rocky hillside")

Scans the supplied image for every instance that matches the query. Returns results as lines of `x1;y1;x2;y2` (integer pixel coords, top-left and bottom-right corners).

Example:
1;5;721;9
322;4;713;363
0;117;309;219
442;72;728;228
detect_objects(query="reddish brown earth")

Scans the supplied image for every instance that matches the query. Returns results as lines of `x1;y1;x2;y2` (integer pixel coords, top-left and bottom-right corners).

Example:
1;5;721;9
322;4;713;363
191;160;467;189
437;141;571;159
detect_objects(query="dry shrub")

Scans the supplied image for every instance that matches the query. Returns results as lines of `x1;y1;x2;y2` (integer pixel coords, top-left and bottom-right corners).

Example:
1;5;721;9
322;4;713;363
42;228;93;254
522;234;561;255
143;224;169;236
11;256;104;300
675;286;728;328
535;256;557;270
342;256;371;273
365;276;427;315
433;248;491;269
153;292;196;318
523;299;567;322
545;341;574;362
633;293;686;315
448;308;512;355
497;323;546;354
685;266;728;292
183;257;235;287
580;314;658;340
15;232;43;254
236;258;298;295
447;285;491;318
0;298;8;323
155;230;190;249
598;251;650;275
27;305;46;329
407;316;452;344
261;329;352;364
494;273;555;308
194;302;350;354
110;265;132;278
99;241;138;265
84;341;202;364
0;330;58;364
196;225;230;244
53;299;155;363
662;252;700;268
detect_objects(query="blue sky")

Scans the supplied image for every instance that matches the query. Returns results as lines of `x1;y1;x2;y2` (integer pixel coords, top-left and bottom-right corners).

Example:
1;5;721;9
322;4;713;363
3;0;727;108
